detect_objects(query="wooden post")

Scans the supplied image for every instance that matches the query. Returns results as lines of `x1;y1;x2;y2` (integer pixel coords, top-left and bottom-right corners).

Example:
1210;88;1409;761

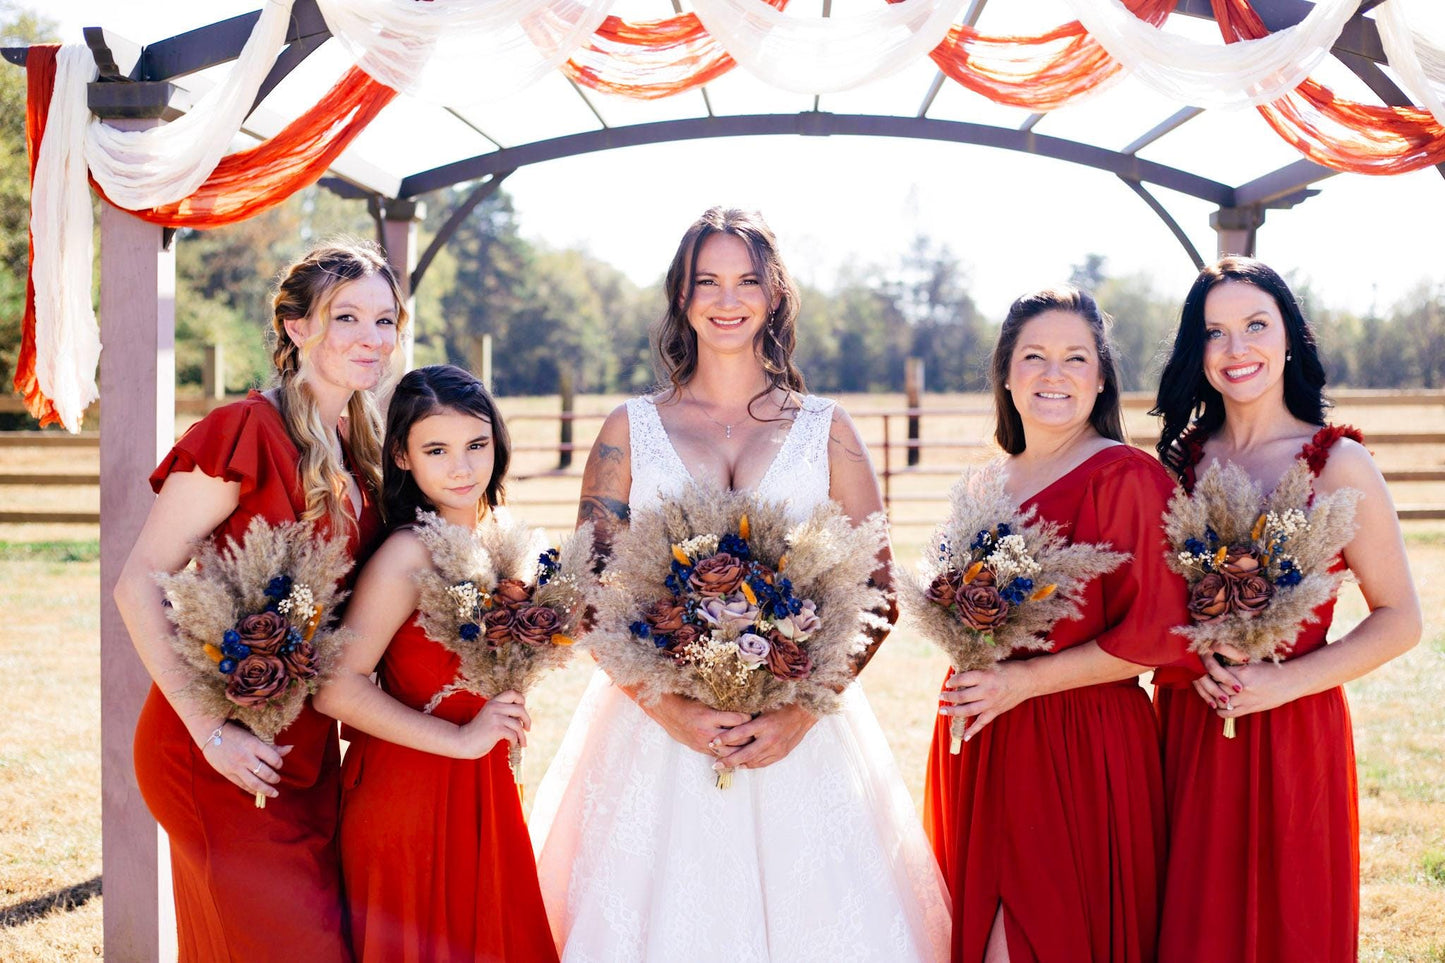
380;198;425;372
905;357;924;467
479;333;493;390
202;343;224;401
99;126;177;963
558;366;575;471
1210;206;1264;258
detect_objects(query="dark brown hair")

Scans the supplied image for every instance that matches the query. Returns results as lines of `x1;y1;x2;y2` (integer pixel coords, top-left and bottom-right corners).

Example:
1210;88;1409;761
989;285;1126;455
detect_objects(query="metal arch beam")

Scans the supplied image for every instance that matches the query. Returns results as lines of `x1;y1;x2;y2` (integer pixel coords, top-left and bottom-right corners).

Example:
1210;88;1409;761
141;0;330;82
410;170;515;295
399;113;1236;204
1117;177;1206;270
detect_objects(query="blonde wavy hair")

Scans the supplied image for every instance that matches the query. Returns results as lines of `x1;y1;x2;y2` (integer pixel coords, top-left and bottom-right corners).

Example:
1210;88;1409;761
270;239;409;531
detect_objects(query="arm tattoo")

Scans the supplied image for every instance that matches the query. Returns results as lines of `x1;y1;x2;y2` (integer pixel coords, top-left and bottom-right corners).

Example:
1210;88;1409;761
830;430;869;464
596;442;625;464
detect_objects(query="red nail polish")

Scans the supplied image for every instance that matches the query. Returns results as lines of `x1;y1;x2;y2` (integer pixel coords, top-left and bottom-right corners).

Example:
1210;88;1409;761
1233;684;1242;693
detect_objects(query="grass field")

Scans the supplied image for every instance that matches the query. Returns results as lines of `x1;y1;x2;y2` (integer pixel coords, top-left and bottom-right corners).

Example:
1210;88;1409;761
1;393;1442;960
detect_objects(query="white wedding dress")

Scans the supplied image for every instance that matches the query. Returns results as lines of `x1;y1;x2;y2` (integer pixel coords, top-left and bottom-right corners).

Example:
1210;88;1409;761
529;395;951;962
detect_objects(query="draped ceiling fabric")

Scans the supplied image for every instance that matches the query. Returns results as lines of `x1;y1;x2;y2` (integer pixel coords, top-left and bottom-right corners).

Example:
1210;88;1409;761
15;0;1445;430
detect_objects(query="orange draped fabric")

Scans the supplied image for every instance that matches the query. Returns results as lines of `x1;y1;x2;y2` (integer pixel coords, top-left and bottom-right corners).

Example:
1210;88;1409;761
562;0;789;100
1214;0;1445;174
925;0;1174;112
89;67;398;226
15;45;63;427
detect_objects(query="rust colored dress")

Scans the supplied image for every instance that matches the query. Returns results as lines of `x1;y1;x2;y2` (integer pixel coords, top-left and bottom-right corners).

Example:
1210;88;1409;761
338;615;559;963
134;392;382;962
923;445;1192;963
1155;425;1364;962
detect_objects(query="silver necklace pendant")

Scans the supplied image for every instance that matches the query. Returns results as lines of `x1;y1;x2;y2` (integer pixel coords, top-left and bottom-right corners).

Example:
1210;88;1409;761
725;425;732;439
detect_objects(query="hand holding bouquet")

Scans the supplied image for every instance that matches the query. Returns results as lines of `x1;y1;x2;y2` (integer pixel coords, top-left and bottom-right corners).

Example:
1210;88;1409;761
899;463;1130;752
155;516;353;808
1163;459;1360;736
411;509;594;784
585;482;888;787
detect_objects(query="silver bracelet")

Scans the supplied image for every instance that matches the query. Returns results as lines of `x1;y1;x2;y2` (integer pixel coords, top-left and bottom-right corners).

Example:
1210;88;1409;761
202;724;225;750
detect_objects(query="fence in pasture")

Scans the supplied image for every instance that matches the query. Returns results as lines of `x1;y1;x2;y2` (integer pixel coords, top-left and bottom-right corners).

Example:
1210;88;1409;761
4;389;1442;529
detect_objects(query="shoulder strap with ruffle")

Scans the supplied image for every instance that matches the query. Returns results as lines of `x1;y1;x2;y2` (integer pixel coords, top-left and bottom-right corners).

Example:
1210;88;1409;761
1298;424;1365;477
1176;423;1210;493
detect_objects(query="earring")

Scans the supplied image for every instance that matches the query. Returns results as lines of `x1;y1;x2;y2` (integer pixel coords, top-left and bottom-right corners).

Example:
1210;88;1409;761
1004;382;1011;391
1286;351;1292;361
1097;384;1104;393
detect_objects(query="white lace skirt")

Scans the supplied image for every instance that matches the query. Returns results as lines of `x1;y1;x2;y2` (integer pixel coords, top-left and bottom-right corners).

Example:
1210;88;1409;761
529;671;951;962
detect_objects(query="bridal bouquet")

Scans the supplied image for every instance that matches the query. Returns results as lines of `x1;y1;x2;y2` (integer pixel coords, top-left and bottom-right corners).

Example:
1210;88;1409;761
1163;459;1360;736
586;482;888;788
411;509;594;784
156;516;353;808
899;463;1130;752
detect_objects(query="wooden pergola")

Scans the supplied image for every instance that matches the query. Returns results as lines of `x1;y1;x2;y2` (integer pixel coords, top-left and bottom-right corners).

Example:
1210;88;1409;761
4;0;1436;956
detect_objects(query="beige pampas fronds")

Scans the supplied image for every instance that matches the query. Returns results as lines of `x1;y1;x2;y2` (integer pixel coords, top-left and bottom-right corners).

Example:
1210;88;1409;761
411;509;594;705
154;516;354;743
585;481;888;717
1163;459;1360;662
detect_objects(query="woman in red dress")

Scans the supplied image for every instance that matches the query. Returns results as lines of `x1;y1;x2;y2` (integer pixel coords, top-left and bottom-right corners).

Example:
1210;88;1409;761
314;364;558;963
1150;257;1421;962
923;286;1191;963
114;241;405;961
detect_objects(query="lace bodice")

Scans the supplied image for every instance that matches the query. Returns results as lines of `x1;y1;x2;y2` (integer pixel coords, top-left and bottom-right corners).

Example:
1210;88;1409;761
626;394;836;519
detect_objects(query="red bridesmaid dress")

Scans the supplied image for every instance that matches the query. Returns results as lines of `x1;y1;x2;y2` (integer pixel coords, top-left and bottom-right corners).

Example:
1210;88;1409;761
923;445;1192;963
1155;425;1364;962
134;391;382;962
338;615;559;963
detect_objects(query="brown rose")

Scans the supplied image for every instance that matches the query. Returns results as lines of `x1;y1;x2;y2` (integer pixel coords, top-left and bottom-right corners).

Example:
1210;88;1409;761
1220;546;1264;581
280;638;318;682
483;606;515;647
512;604;562;645
955;583;1010;631
764;629;813;680
237;611;289;656
925;570;963;607
966;564;997;588
643;599;687;635
1233;574;1274;616
662;623;701;658
225;653;289;707
688;553;745;597
1187;573;1232;623
492;579;532;610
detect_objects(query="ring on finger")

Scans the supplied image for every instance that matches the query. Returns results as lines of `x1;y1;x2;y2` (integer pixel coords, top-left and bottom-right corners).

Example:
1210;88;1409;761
251;763;264;777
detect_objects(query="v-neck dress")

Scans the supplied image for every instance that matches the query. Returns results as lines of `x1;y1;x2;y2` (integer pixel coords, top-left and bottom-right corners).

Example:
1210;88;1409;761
922;445;1193;963
135;391;383;962
528;395;952;962
1155;425;1364;963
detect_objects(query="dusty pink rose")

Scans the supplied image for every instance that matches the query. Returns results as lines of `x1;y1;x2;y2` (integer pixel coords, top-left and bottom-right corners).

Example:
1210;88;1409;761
1233;574;1275;616
225;654;289;707
734;633;772;669
492;579;532;610
1220;546;1264;581
773;599;820;641
483;606;515;647
1188;573;1231;623
688;553;746;597
955;583;1009;631
512;604;562;645
237;611;288;656
696;595;759;632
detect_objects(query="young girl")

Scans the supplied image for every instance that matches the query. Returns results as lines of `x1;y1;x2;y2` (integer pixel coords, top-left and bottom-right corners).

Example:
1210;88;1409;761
314;364;558;963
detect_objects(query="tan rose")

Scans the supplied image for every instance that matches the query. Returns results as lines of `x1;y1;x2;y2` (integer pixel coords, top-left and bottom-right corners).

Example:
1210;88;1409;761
688;553;746;597
1187;573;1231;623
280;638;318;682
483;606;515;647
643;598;687;635
1220;546;1264;581
512;604;562;645
966;564;997;588
492;578;532;610
237;611;289;656
764;629;813;680
925;570;963;608
225;654;289;707
955;583;1010;631
1233;574;1274;616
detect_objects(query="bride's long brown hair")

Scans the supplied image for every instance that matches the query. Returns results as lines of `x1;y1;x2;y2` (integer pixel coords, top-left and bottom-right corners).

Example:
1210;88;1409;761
652;207;806;415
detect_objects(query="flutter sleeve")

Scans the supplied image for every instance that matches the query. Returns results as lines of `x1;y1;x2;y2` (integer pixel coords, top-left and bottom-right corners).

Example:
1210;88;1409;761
1086;452;1196;670
149;399;276;501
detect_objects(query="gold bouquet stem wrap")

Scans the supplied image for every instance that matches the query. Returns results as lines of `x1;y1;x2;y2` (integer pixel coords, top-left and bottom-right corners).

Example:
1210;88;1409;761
715;768;733;790
949;715;966;755
1223;717;1236;739
255;734;274;809
509;743;524;803
1216;653;1243;740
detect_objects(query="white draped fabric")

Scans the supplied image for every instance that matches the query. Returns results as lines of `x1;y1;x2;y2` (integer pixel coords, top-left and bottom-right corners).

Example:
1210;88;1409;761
30;46;101;434
690;0;968;94
84;0;294;210
1062;0;1360;109
1377;0;1445;130
314;0;616;104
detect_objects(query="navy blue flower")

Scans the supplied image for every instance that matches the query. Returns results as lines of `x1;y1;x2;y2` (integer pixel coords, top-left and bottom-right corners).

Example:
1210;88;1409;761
218;657;238;675
970;529;990;552
996;523;1011;538
629;620;652;639
459;622;481;642
264;575;292;599
1013;577;1034;594
1184;537;1207;556
664;573;684;595
1204;526;1220;546
718;533;750;559
537;548;561;585
1276;569;1303;588
221;641;251;660
287;627;303;645
223;629;241;646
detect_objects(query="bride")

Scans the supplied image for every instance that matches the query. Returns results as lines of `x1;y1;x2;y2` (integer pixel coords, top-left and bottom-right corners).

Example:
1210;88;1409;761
529;207;950;961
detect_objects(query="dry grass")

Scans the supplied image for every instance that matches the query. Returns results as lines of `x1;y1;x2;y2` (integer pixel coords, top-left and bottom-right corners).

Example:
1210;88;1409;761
1;394;1442;960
